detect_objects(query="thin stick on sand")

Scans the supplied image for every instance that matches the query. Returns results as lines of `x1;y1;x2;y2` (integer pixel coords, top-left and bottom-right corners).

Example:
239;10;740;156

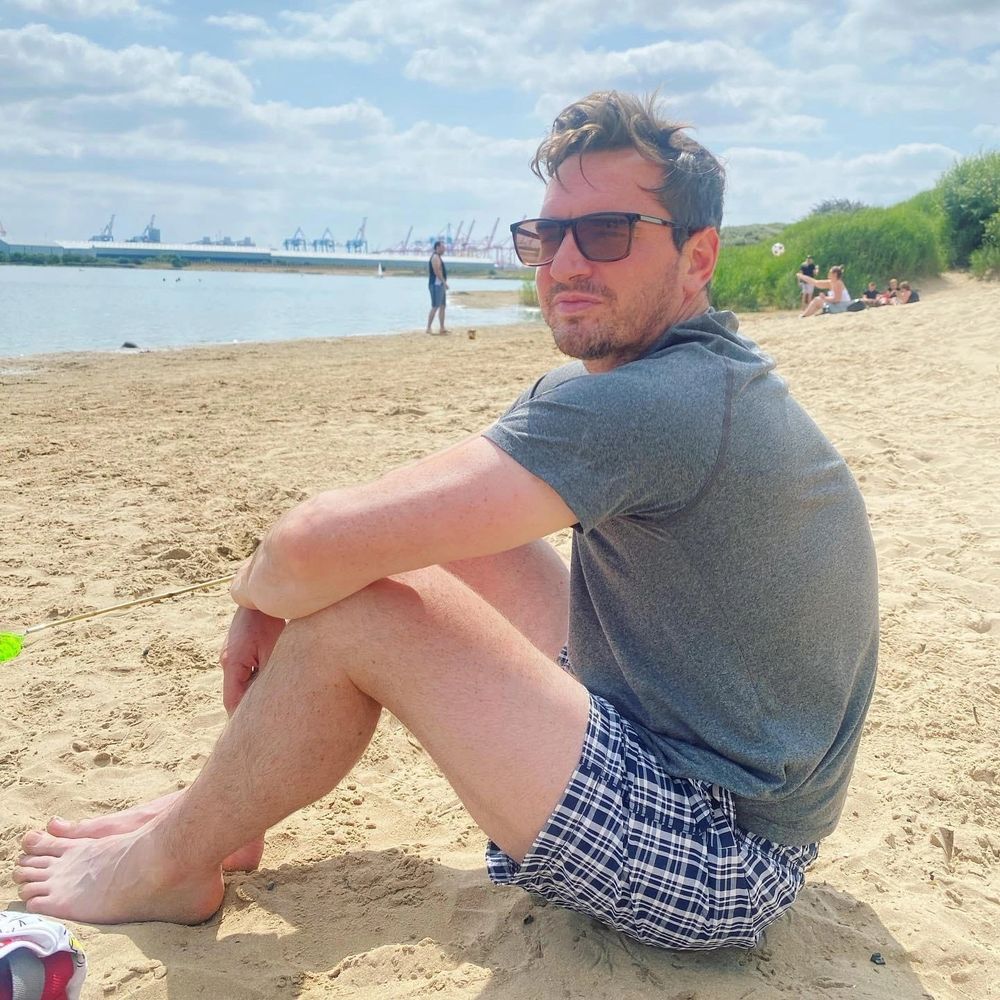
0;573;236;663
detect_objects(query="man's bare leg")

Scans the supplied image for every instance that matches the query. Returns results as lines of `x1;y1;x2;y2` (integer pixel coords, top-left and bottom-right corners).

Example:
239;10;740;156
14;564;588;924
42;541;569;871
442;539;569;660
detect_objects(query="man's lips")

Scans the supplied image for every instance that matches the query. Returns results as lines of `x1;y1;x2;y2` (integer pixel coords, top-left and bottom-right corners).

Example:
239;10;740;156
550;292;603;314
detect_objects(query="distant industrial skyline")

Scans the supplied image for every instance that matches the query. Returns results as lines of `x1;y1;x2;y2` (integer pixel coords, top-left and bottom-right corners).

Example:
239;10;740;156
2;1;997;250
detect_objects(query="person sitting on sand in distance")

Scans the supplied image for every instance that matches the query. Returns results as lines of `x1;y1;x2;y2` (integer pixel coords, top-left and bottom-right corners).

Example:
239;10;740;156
13;91;878;954
798;264;851;317
861;280;881;306
877;277;899;306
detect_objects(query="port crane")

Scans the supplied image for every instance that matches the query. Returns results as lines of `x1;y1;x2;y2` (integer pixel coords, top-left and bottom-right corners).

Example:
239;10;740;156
480;217;500;251
312;227;336;252
346;218;367;253
385;226;413;253
283;227;307;251
460;219;476;250
128;215;160;243
90;214;115;242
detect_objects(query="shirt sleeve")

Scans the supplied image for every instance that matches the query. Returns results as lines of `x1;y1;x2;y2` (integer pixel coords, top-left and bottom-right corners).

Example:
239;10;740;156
483;360;727;532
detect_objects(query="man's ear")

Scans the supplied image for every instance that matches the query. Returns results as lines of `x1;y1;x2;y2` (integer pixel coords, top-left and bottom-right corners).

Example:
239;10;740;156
683;226;721;295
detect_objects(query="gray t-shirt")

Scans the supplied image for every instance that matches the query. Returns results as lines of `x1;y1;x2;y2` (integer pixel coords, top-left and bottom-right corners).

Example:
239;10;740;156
483;310;878;846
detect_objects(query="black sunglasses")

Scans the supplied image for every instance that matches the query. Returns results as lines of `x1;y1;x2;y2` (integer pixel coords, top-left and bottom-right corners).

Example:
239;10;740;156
509;212;687;267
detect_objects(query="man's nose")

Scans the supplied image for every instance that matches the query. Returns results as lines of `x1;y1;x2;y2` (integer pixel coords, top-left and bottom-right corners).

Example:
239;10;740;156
546;227;593;282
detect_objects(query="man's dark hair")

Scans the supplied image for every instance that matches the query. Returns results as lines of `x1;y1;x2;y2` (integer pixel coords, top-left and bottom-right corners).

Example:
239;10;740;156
531;91;725;249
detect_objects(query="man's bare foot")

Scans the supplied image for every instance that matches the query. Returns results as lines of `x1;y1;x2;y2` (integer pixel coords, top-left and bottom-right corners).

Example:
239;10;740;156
13;821;224;925
47;790;265;873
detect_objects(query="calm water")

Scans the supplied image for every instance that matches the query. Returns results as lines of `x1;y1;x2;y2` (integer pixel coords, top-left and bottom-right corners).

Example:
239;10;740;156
0;265;533;359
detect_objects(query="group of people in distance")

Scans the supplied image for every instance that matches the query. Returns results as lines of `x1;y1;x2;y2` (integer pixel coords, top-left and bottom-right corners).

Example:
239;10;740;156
859;277;919;307
797;255;919;318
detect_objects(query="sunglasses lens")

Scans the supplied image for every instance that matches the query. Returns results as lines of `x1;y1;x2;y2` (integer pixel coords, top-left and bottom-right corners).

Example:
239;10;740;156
575;214;632;261
512;214;635;265
514;220;565;265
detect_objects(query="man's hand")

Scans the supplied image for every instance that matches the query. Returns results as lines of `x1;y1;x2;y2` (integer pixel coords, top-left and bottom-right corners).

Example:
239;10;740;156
219;606;286;714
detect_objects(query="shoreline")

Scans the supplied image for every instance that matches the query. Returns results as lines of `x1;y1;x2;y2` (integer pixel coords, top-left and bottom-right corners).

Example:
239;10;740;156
0;316;544;368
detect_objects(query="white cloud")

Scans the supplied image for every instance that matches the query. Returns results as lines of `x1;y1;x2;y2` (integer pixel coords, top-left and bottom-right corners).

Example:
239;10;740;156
714;114;827;143
247;99;391;134
0;25;254;107
838;0;1000;54
203;14;269;33
972;123;1000;143
0;24;175;92
841;142;961;174
8;0;167;23
721;140;963;225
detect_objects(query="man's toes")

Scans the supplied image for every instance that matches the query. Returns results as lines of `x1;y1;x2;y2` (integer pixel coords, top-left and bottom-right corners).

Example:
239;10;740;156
15;853;51;871
47;816;79;836
24;893;60;915
17;879;50;902
21;830;71;856
12;862;49;884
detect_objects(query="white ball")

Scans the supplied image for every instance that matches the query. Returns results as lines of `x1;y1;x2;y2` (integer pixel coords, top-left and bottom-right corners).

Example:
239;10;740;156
771;242;785;257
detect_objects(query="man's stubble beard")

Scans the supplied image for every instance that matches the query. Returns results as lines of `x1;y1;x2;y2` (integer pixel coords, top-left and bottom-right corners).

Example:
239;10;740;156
542;277;678;367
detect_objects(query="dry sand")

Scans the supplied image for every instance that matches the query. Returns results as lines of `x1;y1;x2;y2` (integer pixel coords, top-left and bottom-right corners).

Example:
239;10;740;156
1;272;998;999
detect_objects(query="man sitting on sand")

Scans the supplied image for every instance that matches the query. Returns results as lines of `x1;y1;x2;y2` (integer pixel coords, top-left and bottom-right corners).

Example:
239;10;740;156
13;91;878;952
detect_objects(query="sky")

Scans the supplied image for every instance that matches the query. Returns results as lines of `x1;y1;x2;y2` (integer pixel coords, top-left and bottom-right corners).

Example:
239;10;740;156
2;0;998;252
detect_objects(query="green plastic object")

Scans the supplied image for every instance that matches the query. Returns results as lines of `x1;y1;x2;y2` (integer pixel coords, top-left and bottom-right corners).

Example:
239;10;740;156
0;632;25;663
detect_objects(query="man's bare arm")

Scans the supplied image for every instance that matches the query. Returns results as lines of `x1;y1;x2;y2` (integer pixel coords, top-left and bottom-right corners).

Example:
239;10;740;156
231;436;576;620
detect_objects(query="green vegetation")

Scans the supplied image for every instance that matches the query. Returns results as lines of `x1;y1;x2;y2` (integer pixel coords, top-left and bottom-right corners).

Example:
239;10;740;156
713;147;1000;310
719;222;786;247
970;209;1000;279
808;198;869;217
936;150;1000;266
519;278;539;307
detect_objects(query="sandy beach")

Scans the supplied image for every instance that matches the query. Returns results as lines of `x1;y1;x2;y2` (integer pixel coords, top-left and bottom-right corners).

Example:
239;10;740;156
1;272;998;999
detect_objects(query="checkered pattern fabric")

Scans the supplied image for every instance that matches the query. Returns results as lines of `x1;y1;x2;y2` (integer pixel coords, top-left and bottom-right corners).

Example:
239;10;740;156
486;691;819;950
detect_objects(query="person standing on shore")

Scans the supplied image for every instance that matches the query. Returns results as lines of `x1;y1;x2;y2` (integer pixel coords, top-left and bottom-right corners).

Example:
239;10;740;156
426;240;448;335
13;90;877;953
798;255;817;309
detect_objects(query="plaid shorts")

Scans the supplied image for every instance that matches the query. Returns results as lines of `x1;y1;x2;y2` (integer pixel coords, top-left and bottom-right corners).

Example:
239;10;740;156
486;690;819;950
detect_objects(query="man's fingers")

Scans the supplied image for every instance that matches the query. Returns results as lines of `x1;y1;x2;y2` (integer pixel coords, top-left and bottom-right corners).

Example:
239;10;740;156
222;661;256;715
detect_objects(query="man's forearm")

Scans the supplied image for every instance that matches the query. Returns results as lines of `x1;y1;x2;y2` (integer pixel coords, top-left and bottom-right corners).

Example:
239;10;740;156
228;436;578;623
230;486;381;620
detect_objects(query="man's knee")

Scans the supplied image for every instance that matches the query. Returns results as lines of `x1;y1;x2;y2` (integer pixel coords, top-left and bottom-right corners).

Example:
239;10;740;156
285;570;452;655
